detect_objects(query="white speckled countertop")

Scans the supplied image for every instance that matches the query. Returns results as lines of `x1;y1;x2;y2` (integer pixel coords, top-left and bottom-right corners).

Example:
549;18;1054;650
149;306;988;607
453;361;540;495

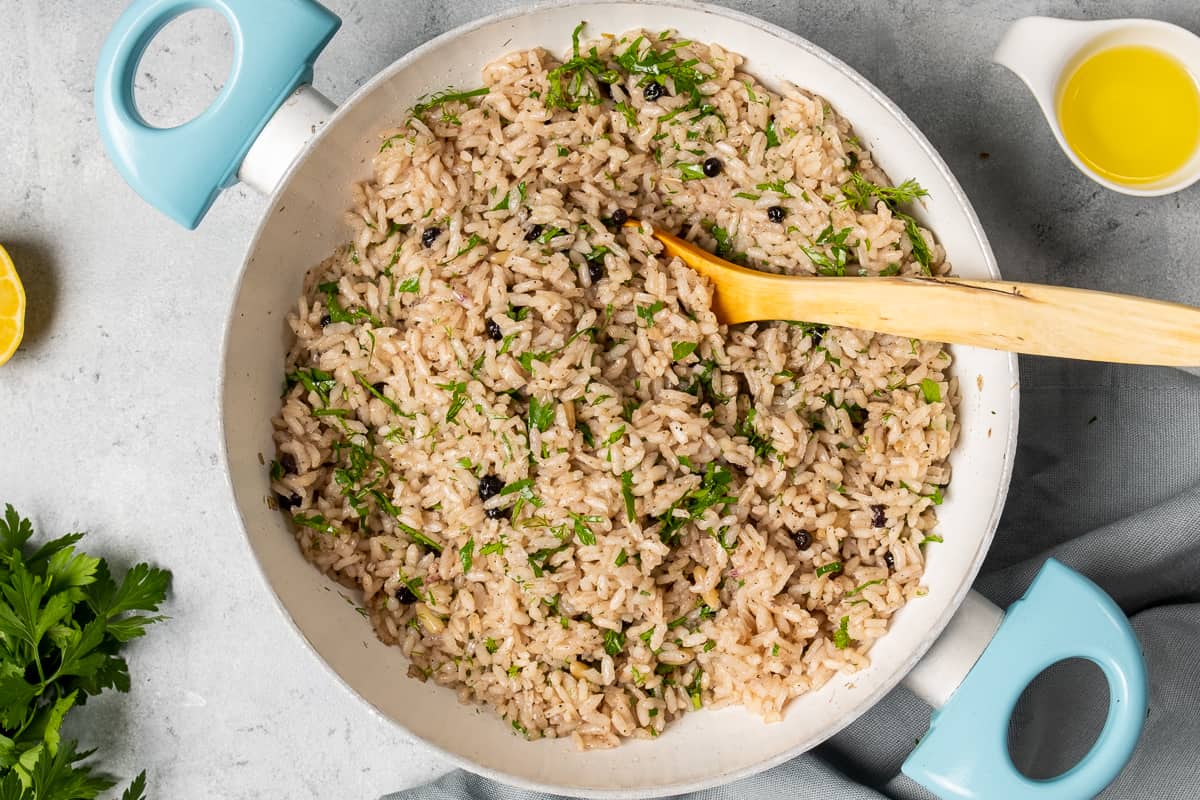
3;1;1198;797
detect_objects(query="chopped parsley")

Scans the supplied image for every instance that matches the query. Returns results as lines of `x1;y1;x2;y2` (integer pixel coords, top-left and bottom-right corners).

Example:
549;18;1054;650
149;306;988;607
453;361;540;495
919;378;942;403
678;162;707;181
353;371;400;415
395;273;422;294
845;579;883;598
394;520;443;553
621;470;636;522
556;145;570;157
656;462;736;545
613;101;638;127
410;86;489;120
636;300;666;326
815;561;843;577
287;367;336;405
801;225;854;277
922;533;945;544
735;408;775;461
672;341;698;362
568;511;603;545
436;380;469;423
492;181;527;211
293;513;336;535
615;547;629;567
546;22;621;111
527;544;569;577
601;424;626;448
603;628;626;656
833;615;852;649
507;304;531;322
755;179;792;197
317;281;381;326
440;233;486;264
682;358;730;407
700;220;746;264
764;116;781;149
485;637;499;654
614;34;709;109
479;537;508;557
528;396;556;432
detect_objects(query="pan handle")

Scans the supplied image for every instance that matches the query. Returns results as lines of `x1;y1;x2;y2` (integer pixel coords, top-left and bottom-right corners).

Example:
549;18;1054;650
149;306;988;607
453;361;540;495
95;0;341;229
902;559;1147;799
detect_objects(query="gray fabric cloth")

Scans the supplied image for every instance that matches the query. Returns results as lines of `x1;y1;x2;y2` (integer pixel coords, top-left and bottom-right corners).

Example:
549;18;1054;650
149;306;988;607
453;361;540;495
383;360;1200;800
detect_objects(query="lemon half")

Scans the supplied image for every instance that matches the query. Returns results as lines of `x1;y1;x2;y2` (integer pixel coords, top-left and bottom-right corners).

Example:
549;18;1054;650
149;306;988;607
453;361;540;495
0;245;25;366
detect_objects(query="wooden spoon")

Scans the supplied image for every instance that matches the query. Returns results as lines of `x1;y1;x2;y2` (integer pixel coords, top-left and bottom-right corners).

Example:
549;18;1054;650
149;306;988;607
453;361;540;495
628;221;1200;366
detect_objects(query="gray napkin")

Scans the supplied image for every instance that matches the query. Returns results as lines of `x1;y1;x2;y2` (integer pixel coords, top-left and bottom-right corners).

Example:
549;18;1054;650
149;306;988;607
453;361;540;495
382;357;1200;800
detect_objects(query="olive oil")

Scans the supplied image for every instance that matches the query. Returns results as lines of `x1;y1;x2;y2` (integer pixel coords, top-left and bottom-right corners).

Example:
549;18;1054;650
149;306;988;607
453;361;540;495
1057;45;1200;185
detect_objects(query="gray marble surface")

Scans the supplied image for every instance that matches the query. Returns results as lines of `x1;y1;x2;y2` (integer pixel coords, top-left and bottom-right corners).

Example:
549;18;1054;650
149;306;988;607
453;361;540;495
2;0;1197;797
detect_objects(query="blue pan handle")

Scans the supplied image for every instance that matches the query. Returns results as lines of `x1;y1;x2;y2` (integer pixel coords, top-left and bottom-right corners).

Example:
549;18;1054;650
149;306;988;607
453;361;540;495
903;559;1147;799
95;0;341;229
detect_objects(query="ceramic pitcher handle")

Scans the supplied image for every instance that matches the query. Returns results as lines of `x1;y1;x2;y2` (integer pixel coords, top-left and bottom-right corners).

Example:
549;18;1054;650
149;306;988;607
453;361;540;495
902;559;1147;800
95;0;340;229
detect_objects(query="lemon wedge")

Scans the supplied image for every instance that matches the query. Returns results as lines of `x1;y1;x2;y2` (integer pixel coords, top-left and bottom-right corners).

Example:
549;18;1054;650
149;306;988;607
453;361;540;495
0;245;25;366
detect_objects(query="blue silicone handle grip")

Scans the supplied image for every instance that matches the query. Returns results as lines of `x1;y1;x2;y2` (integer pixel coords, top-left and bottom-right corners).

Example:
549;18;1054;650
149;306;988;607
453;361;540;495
903;559;1147;799
95;0;341;229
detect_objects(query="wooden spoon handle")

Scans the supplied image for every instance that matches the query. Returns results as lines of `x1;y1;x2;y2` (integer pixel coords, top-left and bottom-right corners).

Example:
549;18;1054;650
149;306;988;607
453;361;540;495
725;273;1200;366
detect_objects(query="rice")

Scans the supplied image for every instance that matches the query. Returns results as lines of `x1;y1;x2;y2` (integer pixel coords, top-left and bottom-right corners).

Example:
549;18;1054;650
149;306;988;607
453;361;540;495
270;26;957;748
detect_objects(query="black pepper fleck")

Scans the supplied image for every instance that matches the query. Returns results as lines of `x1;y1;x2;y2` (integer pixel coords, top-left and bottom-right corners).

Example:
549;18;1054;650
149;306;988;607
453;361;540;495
478;474;505;501
421;227;441;247
643;82;665;101
767;205;786;223
524;224;543;242
280;453;298;474
870;504;887;528
486;318;503;341
790;530;812;550
702;157;722;177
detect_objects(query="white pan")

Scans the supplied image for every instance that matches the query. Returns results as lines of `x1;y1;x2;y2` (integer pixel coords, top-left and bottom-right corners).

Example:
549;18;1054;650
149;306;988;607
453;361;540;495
96;2;1147;797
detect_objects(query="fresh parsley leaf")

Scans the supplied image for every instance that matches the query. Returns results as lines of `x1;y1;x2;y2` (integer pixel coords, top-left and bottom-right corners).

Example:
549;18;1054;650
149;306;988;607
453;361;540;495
601;425;625;448
395;274;422;294
317;281;382;327
845;579;884;598
492;181;527;211
410;86;489;119
735;408;775;461
394;521;443;554
615;548;629;567
815;561;843;577
441;233;486;264
801;225;855;277
755;180;792;197
919;378;942;403
460;538;474;573
764;116;780;149
528;396;555;433
545;22;621;111
636;301;666;326
437;380;469;424
556;145;570;157
900;214;932;273
568;512;602;546
833;615;852;649
621;471;636;522
678;162;707;181
656;463;736;545
353;371;401;415
922;533;945;543
603;627;626;656
292;513;336;535
479;539;508;557
672;341;698;362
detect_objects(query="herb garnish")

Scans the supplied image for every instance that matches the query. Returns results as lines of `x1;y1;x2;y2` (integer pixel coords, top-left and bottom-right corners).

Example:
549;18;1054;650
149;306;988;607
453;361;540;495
656;463;736;545
410;86;490;120
815;561;843;577
436;380;469;424
317;281;382;327
546;22;621;111
492;181;527;211
620;470;636;522
919;378;942;403
528;396;556;433
833;615;852;649
0;505;170;799
568;512;603;546
735;408;775;460
603;627;627;656
671;341;698;362
636;301;666;326
801;225;854;277
460;538;474;573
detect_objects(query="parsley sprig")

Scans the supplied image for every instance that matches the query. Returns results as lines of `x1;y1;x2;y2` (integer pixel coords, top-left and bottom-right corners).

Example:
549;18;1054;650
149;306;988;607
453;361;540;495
0;505;171;799
546;22;621;111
